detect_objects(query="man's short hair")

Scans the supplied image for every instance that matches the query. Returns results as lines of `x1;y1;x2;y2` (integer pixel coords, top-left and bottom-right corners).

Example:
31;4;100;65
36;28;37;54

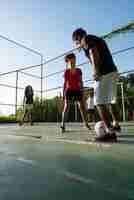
65;53;76;62
72;28;87;41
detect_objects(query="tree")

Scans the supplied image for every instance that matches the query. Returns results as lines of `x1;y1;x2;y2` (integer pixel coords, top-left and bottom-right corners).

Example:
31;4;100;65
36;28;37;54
116;74;134;121
102;21;134;40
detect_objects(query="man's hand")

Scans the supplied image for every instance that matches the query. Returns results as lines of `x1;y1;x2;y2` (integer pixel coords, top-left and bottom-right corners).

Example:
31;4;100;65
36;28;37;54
92;71;100;81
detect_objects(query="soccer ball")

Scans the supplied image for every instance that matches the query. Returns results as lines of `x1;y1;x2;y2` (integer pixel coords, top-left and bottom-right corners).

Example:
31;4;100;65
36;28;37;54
94;121;106;137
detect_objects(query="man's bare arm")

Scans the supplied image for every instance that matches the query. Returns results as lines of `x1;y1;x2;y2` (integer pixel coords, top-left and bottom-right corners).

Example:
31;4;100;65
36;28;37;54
89;46;101;80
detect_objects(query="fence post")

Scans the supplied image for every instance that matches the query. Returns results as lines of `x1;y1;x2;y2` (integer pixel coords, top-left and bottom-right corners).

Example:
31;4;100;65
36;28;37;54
41;56;43;104
40;55;44;121
121;83;126;121
75;102;78;122
15;70;19;117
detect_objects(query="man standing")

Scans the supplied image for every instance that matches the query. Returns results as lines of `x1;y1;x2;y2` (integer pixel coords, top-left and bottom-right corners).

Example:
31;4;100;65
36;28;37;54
72;28;121;141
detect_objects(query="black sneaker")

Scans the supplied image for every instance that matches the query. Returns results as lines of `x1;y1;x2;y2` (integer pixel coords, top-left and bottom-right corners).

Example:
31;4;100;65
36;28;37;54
86;123;92;130
110;132;117;142
30;122;34;126
60;126;65;133
19;121;23;126
95;133;111;142
95;132;117;142
112;125;121;132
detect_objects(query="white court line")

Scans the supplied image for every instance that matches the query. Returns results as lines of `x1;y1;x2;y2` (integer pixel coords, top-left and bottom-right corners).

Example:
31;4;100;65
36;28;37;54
17;157;38;166
0;134;42;140
46;137;111;148
59;170;96;184
0;151;37;167
59;170;120;194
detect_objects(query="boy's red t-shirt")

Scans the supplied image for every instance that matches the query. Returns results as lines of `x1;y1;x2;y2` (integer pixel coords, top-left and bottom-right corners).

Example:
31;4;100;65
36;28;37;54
64;68;82;91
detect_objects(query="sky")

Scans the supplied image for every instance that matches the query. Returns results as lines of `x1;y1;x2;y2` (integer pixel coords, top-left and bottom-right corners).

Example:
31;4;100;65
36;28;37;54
0;0;134;114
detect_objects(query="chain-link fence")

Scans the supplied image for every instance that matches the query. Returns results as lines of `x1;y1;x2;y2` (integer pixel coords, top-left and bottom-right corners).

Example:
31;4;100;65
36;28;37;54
0;41;134;122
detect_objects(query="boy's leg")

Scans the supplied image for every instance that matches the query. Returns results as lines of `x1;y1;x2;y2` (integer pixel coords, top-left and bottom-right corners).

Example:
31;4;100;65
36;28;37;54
87;110;91;122
89;110;96;122
78;99;91;130
61;98;70;132
92;110;96;122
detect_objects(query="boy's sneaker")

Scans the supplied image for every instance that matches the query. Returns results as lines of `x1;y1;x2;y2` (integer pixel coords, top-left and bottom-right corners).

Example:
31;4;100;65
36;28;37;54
19;121;23;126
30;122;34;126
60;126;65;133
110;132;117;142
86;123;92;130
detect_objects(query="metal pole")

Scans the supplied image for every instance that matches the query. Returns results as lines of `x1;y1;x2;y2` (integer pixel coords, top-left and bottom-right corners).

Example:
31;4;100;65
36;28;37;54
75;102;77;122
121;83;126;121
41;55;43;103
40;55;43;121
15;71;19;116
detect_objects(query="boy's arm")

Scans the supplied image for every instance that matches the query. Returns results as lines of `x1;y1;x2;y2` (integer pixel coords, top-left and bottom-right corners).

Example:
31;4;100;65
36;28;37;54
63;70;67;98
80;70;83;89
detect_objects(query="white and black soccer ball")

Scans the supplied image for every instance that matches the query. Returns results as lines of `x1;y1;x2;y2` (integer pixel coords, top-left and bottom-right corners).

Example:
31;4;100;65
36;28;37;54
94;121;106;137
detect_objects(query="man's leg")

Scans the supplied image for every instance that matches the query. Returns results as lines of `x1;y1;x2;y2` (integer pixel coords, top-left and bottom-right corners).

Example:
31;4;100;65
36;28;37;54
95;104;117;141
94;72;119;141
96;104;111;132
109;103;121;131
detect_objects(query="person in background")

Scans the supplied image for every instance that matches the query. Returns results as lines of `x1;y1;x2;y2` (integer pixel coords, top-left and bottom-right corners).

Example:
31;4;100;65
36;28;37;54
19;85;34;126
87;88;96;123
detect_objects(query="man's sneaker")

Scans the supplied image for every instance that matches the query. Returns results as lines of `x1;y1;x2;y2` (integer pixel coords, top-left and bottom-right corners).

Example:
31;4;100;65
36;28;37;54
112;124;121;133
95;132;117;142
110;132;117;142
60;126;65;133
95;133;111;142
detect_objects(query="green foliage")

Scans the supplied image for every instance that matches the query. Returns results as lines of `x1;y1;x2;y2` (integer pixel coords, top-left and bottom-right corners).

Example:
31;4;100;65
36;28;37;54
102;21;134;40
117;73;134;121
16;96;64;122
0;115;16;123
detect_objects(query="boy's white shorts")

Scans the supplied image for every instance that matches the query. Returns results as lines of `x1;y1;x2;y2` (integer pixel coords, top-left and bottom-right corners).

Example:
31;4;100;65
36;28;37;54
94;72;119;106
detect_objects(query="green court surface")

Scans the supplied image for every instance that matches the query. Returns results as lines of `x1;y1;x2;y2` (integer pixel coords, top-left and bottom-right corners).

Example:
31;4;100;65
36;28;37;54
0;122;134;200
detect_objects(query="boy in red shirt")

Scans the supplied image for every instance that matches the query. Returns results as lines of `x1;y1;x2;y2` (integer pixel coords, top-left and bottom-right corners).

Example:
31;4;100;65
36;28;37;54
61;53;91;133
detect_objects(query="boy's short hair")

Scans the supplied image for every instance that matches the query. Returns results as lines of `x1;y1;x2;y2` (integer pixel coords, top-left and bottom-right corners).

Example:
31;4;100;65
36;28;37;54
65;53;76;62
72;28;87;41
